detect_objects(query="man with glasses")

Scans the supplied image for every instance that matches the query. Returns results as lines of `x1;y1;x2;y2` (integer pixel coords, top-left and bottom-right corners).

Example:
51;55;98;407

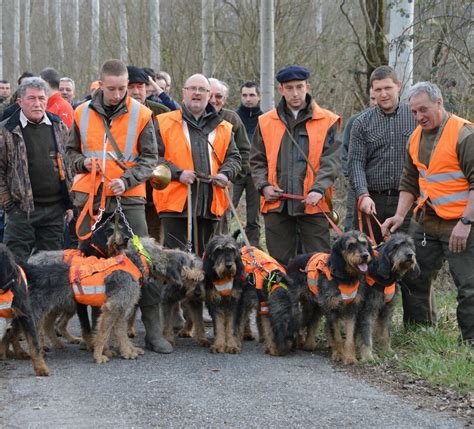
153;73;241;255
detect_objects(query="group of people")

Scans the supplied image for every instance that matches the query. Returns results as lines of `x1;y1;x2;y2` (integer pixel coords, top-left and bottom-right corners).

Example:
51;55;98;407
0;59;472;350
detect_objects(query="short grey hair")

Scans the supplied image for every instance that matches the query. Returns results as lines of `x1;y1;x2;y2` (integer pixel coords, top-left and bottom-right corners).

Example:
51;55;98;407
17;77;49;99
60;77;75;91
407;82;443;103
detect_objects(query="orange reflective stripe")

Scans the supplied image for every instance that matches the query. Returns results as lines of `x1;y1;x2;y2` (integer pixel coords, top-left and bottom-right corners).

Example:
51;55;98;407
306;253;331;296
384;284;396;303
338;282;359;304
258;103;340;214
213;277;234;296
259;301;269;315
153;110;232;216
409;115;472;219
0;290;14;318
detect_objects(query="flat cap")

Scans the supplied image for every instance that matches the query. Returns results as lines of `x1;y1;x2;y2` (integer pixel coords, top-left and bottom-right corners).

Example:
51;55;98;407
127;65;149;84
275;65;310;83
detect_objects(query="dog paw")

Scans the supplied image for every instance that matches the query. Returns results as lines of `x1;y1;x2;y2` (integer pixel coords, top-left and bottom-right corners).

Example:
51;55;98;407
127;329;136;338
196;337;211;348
303;341;317;352
34;366;50;377
177;328;192;338
15;350;31;360
210;344;225;353
131;346;144;355
225;345;241;354
95;355;109;364
342;355;357;365
331;350;343;362
67;337;81;345
121;350;138;360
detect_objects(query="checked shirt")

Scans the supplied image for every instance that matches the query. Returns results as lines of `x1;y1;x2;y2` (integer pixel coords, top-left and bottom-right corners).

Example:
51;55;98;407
348;102;417;197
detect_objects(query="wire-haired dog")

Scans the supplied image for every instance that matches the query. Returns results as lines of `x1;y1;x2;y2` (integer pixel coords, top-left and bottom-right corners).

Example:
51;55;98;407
240;246;297;356
287;231;373;364
0;244;50;376
358;233;420;361
155;245;207;349
203;235;250;354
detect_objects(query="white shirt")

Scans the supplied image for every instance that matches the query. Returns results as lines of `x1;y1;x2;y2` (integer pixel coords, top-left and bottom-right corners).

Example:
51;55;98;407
19;110;52;128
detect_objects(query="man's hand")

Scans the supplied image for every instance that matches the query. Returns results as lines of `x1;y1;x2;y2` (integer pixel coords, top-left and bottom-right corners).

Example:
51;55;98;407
148;76;163;95
303;191;323;207
262;185;284;203
212;173;229;188
83;158;93;172
65;209;74;224
359;195;376;215
108;178;126;196
381;214;404;235
179;170;196;185
449;221;471;253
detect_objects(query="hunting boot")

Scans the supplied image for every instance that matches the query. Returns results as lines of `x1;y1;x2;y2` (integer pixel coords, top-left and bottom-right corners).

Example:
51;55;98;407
141;304;173;354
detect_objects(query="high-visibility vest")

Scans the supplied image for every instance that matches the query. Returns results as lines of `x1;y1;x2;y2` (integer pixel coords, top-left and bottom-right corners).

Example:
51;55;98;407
365;274;396;303
408;115;473;219
258;102;340;214
71;97;152;198
305;252;359;305
152;110;232;217
63;249;84;264
69;254;146;307
212;277;234;296
0;267;28;319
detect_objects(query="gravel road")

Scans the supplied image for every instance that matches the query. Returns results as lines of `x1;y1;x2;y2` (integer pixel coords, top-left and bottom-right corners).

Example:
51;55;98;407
0;318;464;428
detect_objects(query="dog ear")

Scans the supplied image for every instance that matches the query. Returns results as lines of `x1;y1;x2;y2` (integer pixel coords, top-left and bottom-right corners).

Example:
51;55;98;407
166;264;183;287
329;238;348;279
377;245;393;280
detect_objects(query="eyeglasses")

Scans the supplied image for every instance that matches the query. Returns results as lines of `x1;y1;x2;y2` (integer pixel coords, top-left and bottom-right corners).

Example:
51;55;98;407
212;94;224;100
184;86;210;94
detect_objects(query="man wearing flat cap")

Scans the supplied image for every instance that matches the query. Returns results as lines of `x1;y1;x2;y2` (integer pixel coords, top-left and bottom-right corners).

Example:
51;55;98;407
250;65;341;265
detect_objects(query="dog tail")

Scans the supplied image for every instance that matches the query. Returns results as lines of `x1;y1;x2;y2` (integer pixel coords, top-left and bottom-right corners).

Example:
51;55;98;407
269;287;296;356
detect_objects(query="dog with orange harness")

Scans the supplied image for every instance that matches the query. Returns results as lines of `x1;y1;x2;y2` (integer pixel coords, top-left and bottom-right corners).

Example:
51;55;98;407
0;244;50;376
287;231;373;364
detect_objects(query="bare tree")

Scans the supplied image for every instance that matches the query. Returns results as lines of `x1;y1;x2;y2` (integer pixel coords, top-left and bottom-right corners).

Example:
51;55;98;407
119;0;128;63
202;0;215;76
52;0;64;67
0;0;3;79
389;0;415;99
90;0;100;81
12;0;20;83
23;0;31;71
71;0;79;70
149;0;161;71
260;0;274;111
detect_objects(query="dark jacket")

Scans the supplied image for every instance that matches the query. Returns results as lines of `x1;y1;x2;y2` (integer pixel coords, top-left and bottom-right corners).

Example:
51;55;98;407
236;104;263;140
250;95;341;216
0;110;73;215
66;90;158;209
156;104;241;219
145;99;170;117
217;108;250;178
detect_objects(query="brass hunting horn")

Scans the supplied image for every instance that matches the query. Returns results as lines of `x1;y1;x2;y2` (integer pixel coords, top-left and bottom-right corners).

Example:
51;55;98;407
150;164;172;190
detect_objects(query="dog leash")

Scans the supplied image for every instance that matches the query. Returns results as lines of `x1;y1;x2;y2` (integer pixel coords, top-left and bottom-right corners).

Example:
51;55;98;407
186;184;193;253
357;196;390;246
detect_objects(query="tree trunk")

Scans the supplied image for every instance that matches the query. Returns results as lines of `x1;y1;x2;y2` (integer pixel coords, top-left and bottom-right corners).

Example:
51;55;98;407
260;0;274;112
72;0;79;70
201;0;214;77
23;0;31;71
149;0;160;71
119;0;128;63
53;0;64;67
12;0;20;84
91;0;100;81
389;0;414;100
0;0;3;80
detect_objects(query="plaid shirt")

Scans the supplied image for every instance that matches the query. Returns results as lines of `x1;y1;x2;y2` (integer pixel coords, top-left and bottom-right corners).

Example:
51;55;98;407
348;102;417;197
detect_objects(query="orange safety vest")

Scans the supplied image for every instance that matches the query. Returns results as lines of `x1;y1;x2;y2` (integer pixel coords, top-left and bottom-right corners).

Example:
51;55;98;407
71;97;152;198
0;266;28;318
212;277;234;296
68;254;146;307
365;275;396;303
305;252;359;305
152;110;233;217
63;249;84;264
409;115;473;220
258;102;340;214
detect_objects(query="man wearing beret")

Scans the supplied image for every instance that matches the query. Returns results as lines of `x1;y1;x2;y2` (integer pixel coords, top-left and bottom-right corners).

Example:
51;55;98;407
250;65;341;265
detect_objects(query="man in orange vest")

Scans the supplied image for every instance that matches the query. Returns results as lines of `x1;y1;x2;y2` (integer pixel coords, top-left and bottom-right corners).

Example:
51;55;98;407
153;73;241;256
250;65;341;266
66;59;173;354
383;82;474;345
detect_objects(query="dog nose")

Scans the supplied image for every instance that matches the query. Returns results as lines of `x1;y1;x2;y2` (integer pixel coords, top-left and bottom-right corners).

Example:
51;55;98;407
225;262;234;269
361;252;369;261
406;252;414;260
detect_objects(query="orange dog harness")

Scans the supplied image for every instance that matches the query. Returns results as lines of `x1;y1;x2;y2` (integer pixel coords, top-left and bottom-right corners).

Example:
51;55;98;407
212;277;234;296
0;266;28;318
305;253;360;305
69;254;146;307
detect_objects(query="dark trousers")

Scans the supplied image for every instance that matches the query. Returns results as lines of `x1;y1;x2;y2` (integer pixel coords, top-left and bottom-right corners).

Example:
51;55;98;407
232;173;261;247
344;186;356;231
161;217;218;257
145;203;163;244
4;203;65;260
0;208;4;243
352;192;412;244
404;216;474;341
263;210;330;266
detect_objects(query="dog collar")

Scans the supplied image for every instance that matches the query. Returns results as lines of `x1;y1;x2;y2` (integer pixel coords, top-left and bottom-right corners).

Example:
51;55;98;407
213;277;234;296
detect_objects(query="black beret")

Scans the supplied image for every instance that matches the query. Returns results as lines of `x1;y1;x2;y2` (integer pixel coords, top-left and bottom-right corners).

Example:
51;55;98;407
127;66;149;84
275;65;310;83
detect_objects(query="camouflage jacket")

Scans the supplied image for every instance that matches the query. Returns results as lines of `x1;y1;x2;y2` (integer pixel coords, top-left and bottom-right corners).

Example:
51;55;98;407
0;110;73;216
